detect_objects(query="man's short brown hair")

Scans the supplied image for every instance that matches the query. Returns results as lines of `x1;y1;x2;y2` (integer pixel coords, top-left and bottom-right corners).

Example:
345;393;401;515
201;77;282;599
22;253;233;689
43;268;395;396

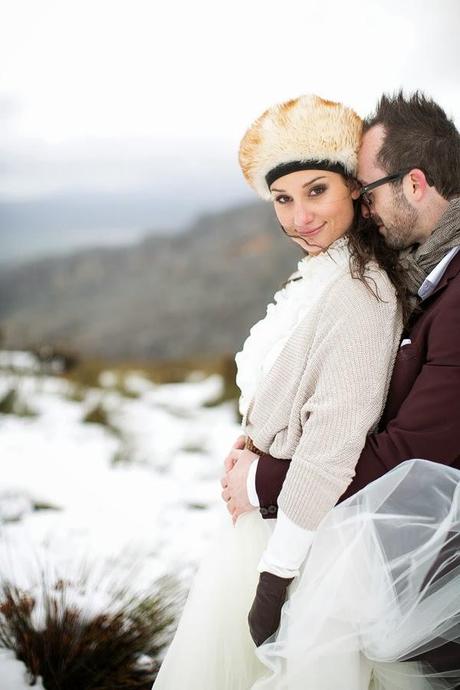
364;91;460;199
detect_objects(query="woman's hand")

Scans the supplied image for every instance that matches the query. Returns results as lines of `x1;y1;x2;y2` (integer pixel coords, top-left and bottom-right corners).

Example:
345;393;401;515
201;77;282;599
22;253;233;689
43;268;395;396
223;434;246;473
221;437;258;523
248;571;294;646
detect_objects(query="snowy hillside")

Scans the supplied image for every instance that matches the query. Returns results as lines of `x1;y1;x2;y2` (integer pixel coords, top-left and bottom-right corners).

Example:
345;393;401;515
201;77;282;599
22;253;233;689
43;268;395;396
0;351;242;688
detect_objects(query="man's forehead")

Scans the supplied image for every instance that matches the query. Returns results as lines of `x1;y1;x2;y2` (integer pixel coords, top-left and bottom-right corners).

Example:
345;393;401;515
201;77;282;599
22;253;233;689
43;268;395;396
362;124;385;151
358;124;386;182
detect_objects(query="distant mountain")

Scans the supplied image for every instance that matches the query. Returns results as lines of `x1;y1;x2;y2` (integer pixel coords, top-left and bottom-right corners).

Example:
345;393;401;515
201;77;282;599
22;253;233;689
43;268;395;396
0;201;301;360
0;184;250;265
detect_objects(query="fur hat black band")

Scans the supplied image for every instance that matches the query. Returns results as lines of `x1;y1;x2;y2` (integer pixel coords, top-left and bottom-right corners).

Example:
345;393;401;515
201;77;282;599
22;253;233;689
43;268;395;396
265;160;348;190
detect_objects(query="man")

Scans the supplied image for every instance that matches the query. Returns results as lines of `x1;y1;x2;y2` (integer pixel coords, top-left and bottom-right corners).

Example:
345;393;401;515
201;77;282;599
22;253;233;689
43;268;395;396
222;92;460;671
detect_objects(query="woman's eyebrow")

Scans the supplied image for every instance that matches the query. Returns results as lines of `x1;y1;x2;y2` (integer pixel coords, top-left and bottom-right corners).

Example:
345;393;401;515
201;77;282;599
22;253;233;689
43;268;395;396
302;176;326;188
271;175;327;193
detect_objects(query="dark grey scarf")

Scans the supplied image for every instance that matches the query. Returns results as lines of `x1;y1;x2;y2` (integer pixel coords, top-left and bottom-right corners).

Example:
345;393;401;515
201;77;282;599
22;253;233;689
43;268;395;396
401;196;460;297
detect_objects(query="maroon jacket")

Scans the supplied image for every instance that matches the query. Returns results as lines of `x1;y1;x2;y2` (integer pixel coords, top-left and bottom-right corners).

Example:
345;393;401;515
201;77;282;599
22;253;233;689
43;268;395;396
254;251;460;675
255;250;460;513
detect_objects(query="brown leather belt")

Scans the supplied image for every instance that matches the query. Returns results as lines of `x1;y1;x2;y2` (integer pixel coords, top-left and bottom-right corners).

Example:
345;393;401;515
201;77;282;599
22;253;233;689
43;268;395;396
244;436;263;455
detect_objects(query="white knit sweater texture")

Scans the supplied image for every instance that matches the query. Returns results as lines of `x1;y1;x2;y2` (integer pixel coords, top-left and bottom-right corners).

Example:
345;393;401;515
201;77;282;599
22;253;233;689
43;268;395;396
236;239;402;530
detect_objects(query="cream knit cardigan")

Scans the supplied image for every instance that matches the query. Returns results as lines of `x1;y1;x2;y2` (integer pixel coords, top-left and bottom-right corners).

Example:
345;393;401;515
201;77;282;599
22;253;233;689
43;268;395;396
238;240;402;530
236;237;351;418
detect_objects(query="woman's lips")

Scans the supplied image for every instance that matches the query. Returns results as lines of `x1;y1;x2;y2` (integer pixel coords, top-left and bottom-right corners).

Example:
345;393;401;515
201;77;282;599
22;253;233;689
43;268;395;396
296;223;325;237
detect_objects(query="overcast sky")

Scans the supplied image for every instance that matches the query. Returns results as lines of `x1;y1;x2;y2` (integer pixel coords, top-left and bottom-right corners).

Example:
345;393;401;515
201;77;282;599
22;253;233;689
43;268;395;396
1;0;459;260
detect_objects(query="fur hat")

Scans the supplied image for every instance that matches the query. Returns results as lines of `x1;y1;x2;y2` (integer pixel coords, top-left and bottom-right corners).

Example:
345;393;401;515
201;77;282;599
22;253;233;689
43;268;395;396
239;95;363;200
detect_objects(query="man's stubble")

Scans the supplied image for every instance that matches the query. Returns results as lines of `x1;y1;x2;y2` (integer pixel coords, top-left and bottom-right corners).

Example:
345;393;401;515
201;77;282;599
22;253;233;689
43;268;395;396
374;185;419;250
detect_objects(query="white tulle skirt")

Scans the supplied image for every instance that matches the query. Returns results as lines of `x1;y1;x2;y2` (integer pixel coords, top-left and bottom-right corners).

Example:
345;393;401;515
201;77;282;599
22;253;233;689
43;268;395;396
153;460;460;690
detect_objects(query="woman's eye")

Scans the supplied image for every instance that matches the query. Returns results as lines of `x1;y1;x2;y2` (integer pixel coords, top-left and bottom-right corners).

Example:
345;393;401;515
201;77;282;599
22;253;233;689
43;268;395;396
274;195;291;204
309;184;327;197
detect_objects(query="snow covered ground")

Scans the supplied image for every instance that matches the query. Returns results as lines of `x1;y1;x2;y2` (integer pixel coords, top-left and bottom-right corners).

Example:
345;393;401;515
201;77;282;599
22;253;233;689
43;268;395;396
0;351;242;688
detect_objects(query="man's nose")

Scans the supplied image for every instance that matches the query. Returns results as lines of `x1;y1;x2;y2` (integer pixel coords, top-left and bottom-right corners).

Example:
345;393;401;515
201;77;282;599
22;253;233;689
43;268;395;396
360;202;371;219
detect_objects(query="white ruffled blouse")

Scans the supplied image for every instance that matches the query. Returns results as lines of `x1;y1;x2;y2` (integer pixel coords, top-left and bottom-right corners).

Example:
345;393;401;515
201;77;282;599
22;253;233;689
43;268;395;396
235;237;351;417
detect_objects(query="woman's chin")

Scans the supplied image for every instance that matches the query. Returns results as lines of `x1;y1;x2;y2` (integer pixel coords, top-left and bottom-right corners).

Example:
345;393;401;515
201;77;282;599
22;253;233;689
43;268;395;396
291;236;324;255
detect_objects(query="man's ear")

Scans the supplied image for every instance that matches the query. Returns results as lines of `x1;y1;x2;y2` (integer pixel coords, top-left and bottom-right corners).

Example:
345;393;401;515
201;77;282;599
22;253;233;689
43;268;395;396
405;169;429;202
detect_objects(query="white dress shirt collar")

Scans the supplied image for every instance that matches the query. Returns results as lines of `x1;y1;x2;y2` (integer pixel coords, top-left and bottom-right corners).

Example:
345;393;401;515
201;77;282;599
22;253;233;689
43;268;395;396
418;247;460;301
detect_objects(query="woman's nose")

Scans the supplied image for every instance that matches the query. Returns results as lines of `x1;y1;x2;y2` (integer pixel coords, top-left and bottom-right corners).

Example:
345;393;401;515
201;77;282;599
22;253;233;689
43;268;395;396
293;201;315;227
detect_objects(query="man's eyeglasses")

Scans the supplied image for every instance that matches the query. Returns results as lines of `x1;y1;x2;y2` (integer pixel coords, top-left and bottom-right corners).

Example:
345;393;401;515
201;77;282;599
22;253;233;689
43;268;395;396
359;170;409;207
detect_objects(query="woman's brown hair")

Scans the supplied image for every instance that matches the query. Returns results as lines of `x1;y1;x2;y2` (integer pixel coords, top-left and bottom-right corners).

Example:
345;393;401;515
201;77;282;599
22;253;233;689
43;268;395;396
347;201;412;325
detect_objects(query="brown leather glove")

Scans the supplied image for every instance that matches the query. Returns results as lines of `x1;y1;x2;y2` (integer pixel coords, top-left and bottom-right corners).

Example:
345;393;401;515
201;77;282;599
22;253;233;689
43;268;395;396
248;571;294;647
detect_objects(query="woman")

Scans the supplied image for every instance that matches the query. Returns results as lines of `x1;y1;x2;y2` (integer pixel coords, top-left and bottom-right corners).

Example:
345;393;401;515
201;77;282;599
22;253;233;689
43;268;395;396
152;96;458;689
